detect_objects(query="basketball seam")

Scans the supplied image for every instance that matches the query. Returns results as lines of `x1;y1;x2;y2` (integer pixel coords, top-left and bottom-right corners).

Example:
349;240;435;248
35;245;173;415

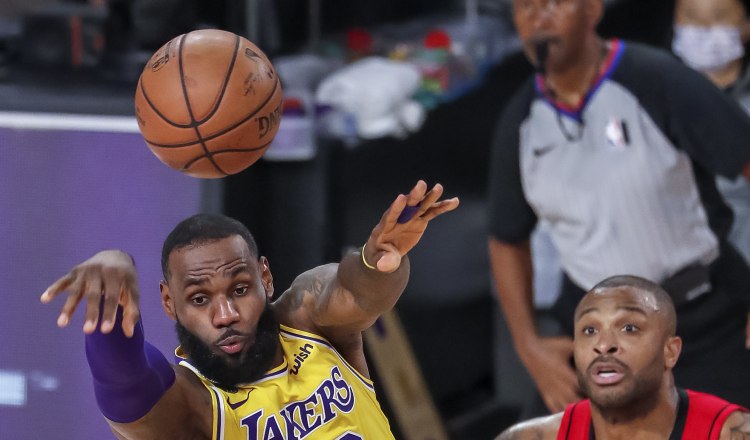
178;33;227;176
139;35;194;129
144;76;281;149
140;77;193;129
192;35;240;125
182;141;272;172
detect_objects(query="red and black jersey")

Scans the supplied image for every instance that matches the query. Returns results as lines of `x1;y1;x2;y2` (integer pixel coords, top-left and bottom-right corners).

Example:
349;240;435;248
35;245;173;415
557;389;747;440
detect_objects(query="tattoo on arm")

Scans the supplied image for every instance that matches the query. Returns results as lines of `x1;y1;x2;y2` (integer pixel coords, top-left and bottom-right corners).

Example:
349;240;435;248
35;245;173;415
728;413;750;440
288;270;331;312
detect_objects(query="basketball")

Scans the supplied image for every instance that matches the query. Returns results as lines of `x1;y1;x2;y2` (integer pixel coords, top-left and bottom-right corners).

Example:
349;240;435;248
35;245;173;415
134;29;282;178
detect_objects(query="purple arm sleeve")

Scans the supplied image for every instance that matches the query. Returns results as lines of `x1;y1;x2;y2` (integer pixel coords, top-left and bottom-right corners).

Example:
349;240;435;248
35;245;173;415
84;307;176;423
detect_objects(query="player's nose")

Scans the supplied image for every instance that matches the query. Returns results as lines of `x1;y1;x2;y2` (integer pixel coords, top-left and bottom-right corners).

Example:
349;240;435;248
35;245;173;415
593;329;619;355
213;295;240;327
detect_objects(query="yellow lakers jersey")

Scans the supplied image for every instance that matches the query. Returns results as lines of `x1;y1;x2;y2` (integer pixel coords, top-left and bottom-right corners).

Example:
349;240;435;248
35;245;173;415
177;325;395;440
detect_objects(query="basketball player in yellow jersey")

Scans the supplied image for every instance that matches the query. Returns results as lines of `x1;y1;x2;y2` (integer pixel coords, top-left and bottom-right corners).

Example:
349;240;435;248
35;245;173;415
41;180;459;440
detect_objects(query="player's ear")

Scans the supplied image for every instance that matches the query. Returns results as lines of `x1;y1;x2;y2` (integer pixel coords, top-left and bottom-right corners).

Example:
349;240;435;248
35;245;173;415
260;256;274;300
664;335;682;369
160;280;177;320
584;0;604;29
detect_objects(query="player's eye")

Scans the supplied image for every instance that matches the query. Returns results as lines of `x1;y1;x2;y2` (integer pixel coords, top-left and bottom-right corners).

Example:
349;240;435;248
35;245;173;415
622;324;638;333
234;285;248;296
582;326;597;336
191;295;208;306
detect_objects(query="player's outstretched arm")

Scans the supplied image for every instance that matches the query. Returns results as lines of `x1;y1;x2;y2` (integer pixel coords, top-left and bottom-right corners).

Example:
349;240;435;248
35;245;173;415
720;410;750;439
278;180;459;339
41;250;211;439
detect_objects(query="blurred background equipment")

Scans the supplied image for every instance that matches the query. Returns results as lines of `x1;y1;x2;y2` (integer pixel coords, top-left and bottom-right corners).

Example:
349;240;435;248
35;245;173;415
20;3;106;68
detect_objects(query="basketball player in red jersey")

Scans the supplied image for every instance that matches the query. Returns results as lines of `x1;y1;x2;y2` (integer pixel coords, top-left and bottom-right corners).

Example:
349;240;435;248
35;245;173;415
496;275;750;440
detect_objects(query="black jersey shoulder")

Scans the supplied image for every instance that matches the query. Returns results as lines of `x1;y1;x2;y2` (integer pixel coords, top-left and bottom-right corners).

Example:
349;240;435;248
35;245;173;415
609;41;750;178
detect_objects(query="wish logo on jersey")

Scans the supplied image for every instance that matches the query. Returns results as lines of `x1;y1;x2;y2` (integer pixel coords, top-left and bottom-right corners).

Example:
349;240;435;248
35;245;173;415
240;366;355;439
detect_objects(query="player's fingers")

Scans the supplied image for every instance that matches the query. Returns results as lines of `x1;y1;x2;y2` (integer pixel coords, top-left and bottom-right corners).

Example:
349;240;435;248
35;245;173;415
420;183;444;206
405;180;428;206
414;184;444;217
397;182;441;224
418;197;460;222
376;250;402;273
81;272;104;334
56;278;84;328
99;276;122;334
40;272;75;303
121;292;140;338
395;181;429;224
382;193;408;225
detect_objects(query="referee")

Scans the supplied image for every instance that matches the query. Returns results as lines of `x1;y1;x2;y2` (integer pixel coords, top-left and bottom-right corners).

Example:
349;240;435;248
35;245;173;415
489;0;750;416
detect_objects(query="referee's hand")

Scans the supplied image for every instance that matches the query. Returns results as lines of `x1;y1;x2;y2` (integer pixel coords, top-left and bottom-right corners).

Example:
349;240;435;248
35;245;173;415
521;336;582;413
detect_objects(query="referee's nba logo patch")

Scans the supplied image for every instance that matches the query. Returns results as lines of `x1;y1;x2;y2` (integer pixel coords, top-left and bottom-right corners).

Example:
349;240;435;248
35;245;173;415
605;117;630;150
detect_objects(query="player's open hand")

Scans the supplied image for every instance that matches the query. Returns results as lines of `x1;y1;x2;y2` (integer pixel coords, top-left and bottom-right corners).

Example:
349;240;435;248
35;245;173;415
40;250;140;337
364;180;459;273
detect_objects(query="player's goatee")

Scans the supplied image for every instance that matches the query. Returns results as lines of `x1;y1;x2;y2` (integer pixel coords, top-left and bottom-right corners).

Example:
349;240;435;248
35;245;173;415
176;302;279;392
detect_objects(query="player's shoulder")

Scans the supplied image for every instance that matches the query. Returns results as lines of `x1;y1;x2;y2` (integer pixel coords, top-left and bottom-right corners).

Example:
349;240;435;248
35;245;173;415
719;409;750;439
272;263;339;327
495;412;563;440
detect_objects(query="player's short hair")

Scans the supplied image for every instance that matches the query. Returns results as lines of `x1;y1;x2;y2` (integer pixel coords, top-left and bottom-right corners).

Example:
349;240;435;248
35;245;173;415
161;213;259;279
588;275;677;336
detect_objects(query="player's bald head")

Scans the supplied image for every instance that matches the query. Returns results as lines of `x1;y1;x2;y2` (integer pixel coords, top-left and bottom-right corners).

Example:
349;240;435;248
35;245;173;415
577;275;677;336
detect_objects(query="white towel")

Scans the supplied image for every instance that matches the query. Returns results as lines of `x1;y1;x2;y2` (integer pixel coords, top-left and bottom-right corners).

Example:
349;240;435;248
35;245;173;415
316;56;425;139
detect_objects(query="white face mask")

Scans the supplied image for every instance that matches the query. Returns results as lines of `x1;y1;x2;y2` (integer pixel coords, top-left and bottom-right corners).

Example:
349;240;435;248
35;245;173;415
672;24;745;72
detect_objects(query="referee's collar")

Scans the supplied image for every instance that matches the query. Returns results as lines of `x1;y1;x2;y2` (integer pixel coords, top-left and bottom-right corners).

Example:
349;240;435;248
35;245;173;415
535;39;626;120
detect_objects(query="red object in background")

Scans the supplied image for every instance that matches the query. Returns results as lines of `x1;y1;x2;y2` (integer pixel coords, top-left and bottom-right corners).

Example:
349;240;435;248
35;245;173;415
346;27;374;60
419;28;452;93
424;29;451;50
282;96;306;116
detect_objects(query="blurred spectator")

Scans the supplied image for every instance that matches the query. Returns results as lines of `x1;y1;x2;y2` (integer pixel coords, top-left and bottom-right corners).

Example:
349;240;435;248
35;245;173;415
673;0;750;265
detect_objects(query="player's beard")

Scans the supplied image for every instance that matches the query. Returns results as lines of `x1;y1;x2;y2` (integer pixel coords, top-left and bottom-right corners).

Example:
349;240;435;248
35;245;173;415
176;301;279;392
578;357;662;419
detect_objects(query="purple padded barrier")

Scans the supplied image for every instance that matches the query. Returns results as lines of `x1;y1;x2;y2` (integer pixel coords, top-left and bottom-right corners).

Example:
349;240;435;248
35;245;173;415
0;123;204;438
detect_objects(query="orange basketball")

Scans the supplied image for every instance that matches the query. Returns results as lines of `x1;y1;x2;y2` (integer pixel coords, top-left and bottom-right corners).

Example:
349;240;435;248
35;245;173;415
134;29;282;178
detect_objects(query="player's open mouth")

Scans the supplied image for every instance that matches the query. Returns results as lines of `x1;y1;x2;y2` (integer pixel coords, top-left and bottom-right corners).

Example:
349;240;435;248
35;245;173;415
591;362;625;385
217;336;246;354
